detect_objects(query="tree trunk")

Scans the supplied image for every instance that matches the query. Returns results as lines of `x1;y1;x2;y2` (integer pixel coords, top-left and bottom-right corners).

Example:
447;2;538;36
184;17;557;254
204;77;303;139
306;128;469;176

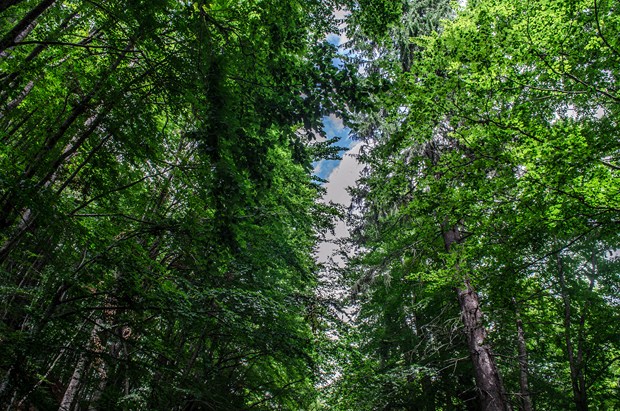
443;222;509;411
1;80;34;116
0;0;27;13
58;315;110;411
0;0;57;55
458;280;509;411
58;352;88;411
0;40;134;232
0;11;79;98
515;308;533;411
556;251;588;411
86;316;109;411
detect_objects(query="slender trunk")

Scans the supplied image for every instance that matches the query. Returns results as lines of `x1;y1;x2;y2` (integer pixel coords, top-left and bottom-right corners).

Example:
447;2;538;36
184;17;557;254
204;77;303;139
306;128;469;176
0;0;57;55
58;314;109;411
55;134;112;196
0;367;15;404
1;108;37;143
514;304;533;411
0;208;34;263
147;322;177;408
458;280;509;411
0;263;60;403
183;329;207;378
0;11;79;98
0;0;27;13
443;223;509;411
38;106;113;189
0;40;133;231
414;314;436;410
1;104;122;263
29;39;130;169
16;328;79;408
1;80;34;116
58;352;89;411
86;315;109;411
556;252;588;411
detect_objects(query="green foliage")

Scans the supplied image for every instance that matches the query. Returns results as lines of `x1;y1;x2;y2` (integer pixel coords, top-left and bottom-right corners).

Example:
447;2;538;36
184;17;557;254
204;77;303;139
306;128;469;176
332;0;620;409
0;0;350;409
4;0;620;409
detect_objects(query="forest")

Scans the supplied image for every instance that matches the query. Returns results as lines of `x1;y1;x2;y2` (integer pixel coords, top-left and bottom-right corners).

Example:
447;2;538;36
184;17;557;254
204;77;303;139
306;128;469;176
0;0;619;410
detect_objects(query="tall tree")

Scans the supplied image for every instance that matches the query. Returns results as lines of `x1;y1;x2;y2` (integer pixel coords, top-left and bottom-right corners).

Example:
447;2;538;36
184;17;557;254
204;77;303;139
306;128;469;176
333;0;620;409
0;0;351;409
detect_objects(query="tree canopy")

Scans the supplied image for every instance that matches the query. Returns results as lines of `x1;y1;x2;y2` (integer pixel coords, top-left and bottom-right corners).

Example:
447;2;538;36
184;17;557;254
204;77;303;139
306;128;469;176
0;0;352;409
330;0;620;410
1;0;620;410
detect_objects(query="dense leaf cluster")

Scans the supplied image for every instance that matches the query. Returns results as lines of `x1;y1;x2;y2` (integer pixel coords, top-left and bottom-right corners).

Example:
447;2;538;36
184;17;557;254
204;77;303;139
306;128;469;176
0;0;350;409
3;0;620;410
330;0;620;410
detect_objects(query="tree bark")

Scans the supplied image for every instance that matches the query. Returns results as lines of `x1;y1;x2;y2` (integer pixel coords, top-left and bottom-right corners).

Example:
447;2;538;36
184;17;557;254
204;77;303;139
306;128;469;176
443;222;509;411
0;11;79;99
0;0;27;13
458;280;509;411
0;40;134;232
1;80;34;116
515;305;533;411
0;0;57;55
58;351;88;411
58;315;110;411
556;251;588;411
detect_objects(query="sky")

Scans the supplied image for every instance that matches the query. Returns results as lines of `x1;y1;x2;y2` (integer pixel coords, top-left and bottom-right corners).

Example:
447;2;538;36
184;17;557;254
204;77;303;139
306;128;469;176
313;9;355;184
313;18;355;182
313;114;356;181
312;114;362;264
313;13;363;264
315;142;364;264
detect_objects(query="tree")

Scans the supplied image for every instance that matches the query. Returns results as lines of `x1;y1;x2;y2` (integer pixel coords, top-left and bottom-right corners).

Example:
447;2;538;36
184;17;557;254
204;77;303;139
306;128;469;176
0;0;351;409
334;0;620;409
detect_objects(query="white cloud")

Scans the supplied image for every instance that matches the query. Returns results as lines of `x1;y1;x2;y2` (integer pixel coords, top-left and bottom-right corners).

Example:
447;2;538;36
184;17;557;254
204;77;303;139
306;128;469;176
327;113;344;131
316;142;364;264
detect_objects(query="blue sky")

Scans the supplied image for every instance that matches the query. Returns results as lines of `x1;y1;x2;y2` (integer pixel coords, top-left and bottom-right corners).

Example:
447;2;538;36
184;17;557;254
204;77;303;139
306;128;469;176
326;33;341;46
326;33;345;68
313;30;353;182
313;115;355;181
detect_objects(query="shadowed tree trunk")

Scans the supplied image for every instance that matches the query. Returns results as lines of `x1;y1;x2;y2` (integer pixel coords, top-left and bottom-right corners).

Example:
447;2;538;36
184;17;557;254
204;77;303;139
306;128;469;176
514;302;533;411
0;0;27;13
443;222;510;411
58;348;89;411
557;250;589;411
0;0;57;54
